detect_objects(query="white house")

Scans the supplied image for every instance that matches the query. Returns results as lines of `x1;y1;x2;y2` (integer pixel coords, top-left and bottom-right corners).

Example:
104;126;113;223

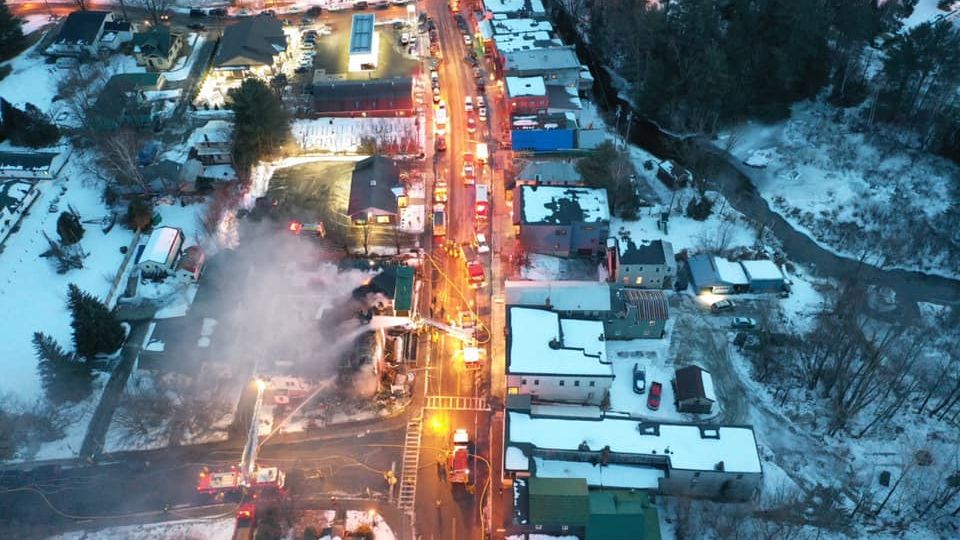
191;120;233;165
607;237;677;289
48;11;114;57
506;306;613;406
138;226;184;277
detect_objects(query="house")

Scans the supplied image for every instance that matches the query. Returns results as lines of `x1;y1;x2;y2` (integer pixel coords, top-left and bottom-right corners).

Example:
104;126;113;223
546;84;583;120
99;20;133;51
91;73;166;131
191;120;233;165
483;0;547;19
0;179;40;244
502;46;584;89
516;160;584;187
740;259;786;292
355;265;416;317
686;253;749;294
608;288;669;339
506;306;613;406
175;246;205;282
213;15;287;73
505;408;763;501
138;226;184;277
514;185;609;257
607;237;677;289
587;490;662;540
131;26;184;71
505;76;548;114
511;113;577;152
0;151;66;180
48;10;113;57
312;78;414;117
347;156;402;225
505;281;668;340
674;365;716;414
527;477;589;531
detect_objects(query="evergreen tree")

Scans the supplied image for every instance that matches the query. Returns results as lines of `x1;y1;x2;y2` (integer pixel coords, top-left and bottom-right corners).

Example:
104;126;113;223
126;197;154;231
33;331;93;404
67;284;125;359
0;0;24;61
57;211;85;245
0;98;61;148
228;78;290;177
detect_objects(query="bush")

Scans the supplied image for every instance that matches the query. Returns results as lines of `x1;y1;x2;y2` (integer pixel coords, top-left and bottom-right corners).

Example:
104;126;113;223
0;98;61;148
686;195;714;221
126;197;154;231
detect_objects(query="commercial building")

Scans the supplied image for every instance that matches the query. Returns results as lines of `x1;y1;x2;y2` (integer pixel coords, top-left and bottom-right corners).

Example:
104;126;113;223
514;185;609;257
505;407;764;501
348;13;379;72
312;78;413;117
511;113;577;152
516;160;584;187
502;47;585;90
740;259;786;292
505;76;549;114
506;307;613;406
347;156;403;225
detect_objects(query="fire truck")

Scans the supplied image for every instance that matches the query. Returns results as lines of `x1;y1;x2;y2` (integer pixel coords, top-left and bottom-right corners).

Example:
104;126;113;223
287;220;326;237
447;428;470;484
460;242;485;288
475;184;489;221
433;204;447;237
434;179;448;203
462;153;476;185
196;380;285;503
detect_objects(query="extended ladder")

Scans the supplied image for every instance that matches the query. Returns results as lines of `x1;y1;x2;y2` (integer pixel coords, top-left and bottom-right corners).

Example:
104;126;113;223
397;415;423;511
424;395;489;411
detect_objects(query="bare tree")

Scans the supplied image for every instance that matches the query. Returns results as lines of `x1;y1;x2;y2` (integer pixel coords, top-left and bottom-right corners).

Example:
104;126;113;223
132;0;174;26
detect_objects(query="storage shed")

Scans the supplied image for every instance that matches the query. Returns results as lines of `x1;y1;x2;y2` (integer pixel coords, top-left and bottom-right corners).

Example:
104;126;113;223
741;259;785;292
674;365;716;414
138;226;184;277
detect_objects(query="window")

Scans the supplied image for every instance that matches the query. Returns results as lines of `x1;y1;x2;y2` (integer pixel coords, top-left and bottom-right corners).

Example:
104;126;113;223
635;276;643;285
655;267;660;273
508;387;519;395
574;380;580;387
638;266;643;272
589;381;596;387
622;277;629;284
521;378;527;385
559;380;565;386
376;215;392;224
534;379;540;386
650;320;656;326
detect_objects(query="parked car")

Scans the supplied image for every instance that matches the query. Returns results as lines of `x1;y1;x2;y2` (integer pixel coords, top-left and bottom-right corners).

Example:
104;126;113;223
464;96;473;112
464;55;479;67
432;86;441;103
187;23;206;31
478;106;487;121
710;299;735;313
435;135;446;152
731;316;757;329
476;96;485;108
475;232;489;253
647;382;662;410
354;1;369;9
633;364;646;394
466;116;476;133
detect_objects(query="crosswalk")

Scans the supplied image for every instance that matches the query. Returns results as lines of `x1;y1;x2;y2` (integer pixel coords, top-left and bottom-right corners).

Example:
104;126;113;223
424;395;489;411
397;415;423;511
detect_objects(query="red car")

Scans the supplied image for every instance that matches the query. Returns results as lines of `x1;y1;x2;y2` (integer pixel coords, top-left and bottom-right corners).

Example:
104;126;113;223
647;382;662;411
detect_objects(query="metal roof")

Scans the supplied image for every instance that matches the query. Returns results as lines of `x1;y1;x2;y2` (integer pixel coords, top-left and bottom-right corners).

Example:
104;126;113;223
349;14;375;55
616;288;669;321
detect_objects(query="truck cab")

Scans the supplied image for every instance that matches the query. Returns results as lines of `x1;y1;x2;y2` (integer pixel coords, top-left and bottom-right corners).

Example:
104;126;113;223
475;184;489;221
433;205;447;237
462;153;476;184
448;429;470;484
460;243;486;288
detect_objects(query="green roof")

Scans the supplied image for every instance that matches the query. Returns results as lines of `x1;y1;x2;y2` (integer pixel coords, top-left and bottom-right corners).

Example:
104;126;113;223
528;477;589;526
587;490;661;540
393;266;414;312
110;72;163;89
132;26;175;56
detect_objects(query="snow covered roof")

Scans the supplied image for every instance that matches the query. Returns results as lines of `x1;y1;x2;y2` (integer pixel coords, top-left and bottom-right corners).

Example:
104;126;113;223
55;10;110;47
200;164;238;182
494;32;561;53
506;446;530;471
492;18;554;36
505;280;611;312
740;259;784;282
503;47;581;73
508;307;611;377
140;226;183;266
506;76;546;97
533;457;665;489
714;257;749;285
675;365;716;403
483;0;526;14
616;239;672;265
508;411;763;473
520;185;609;225
0;180;36;214
193;120;233;146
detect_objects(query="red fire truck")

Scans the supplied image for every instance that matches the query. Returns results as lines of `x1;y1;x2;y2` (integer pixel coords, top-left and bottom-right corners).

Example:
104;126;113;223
475;184;489;221
447;428;470;484
460;243;485;288
233;504;256;540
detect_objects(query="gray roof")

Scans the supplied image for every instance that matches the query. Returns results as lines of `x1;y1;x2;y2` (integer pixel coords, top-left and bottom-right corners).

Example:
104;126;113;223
687;253;721;289
618;239;668;265
55;10;109;46
349;14;375;55
0;151;58;171
503;46;580;74
214;15;286;68
517;160;582;185
348;156;401;218
614;288;669;321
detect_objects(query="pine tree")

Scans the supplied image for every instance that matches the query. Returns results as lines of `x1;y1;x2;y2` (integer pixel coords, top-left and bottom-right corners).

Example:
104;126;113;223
0;98;61;148
228;78;290;176
57;211;85;245
0;0;24;61
33;331;93;404
67;284;125;359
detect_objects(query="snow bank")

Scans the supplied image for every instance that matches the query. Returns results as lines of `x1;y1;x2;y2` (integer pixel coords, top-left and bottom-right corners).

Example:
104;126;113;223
47;517;235;540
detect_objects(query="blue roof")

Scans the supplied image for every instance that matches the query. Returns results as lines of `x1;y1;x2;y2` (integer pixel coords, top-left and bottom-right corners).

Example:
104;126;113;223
687;253;719;291
350;14;375;55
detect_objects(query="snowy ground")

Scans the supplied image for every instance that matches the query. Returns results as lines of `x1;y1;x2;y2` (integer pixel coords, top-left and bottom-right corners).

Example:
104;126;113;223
724;100;960;279
20;14;55;35
520;253;599;281
292;117;421;155
47;517;236;540
164;33;207;83
344;509;396;540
